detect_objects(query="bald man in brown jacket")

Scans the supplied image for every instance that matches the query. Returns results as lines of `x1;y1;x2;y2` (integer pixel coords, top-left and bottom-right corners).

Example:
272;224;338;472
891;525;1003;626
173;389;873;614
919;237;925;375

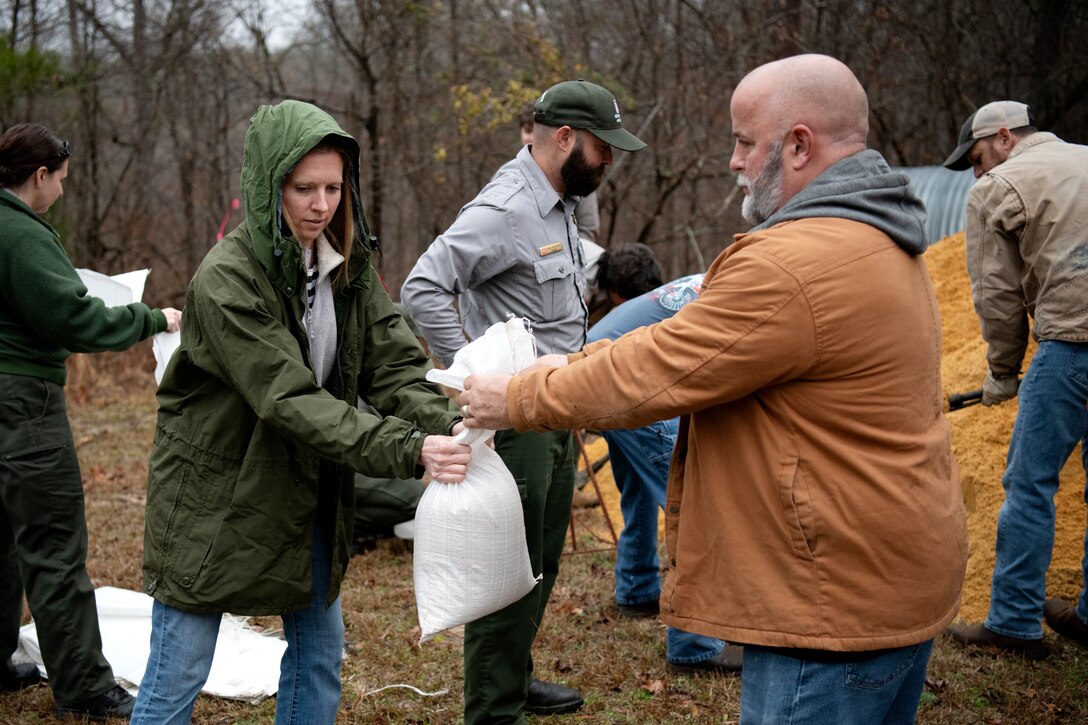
460;54;967;725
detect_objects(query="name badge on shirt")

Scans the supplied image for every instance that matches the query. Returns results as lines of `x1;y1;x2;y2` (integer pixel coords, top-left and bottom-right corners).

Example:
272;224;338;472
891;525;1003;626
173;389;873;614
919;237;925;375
538;242;563;256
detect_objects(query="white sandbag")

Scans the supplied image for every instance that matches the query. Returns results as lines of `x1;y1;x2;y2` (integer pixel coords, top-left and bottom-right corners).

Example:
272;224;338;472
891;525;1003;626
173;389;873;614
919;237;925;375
152;330;181;384
413;440;539;643
425;316;537;393
77;267;178;385
76;268;149;307
414;318;540;643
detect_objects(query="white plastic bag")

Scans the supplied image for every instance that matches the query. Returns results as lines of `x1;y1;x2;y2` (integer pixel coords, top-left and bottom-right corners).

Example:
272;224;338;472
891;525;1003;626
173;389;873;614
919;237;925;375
152;330;181;384
14;587;285;701
77;267;178;384
76;268;149;307
425;315;538;397
413;318;540;643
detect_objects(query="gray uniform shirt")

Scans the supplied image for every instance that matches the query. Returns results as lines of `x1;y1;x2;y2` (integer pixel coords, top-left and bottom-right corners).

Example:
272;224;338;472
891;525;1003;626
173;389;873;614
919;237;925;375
402;145;588;367
495;151;600;242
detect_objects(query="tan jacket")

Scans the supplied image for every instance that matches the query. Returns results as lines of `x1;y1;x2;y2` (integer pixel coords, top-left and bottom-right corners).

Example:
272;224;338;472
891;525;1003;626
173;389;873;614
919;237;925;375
508;217;967;651
966;132;1088;378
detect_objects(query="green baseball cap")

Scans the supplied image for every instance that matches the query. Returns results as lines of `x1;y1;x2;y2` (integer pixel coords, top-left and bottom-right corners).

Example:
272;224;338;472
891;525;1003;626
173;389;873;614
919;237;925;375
533;79;647;152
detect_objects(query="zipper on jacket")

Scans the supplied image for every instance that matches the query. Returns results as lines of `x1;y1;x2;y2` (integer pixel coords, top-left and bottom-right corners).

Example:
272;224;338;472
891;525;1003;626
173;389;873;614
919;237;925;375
334;287;348;398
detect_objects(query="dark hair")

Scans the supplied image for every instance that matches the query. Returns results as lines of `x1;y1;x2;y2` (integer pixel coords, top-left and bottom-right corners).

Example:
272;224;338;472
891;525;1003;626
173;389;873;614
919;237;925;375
0;123;70;187
596;243;664;301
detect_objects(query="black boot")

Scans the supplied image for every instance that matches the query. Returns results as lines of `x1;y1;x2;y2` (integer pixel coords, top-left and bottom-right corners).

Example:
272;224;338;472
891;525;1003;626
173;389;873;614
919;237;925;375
0;662;42;691
525;678;583;716
56;684;136;721
1044;598;1088;646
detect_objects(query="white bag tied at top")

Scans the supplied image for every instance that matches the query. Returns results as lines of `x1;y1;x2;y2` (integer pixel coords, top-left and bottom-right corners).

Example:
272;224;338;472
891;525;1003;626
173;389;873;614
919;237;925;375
414;317;541;643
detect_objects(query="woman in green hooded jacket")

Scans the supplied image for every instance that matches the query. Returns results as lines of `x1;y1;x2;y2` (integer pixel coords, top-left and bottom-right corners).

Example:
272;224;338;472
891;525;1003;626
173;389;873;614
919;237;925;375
0;122;181;720
131;101;470;724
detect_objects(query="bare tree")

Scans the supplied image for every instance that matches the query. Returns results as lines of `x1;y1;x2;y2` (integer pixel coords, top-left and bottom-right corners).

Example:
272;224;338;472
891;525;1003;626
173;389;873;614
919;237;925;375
3;0;1084;301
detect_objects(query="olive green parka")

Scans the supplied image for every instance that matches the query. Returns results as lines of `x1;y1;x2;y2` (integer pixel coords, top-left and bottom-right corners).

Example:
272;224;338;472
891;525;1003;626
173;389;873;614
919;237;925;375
142;101;459;614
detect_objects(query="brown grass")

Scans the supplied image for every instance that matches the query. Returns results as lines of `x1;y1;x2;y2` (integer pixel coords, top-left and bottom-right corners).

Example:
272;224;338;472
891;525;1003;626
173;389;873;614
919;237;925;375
5;236;1088;722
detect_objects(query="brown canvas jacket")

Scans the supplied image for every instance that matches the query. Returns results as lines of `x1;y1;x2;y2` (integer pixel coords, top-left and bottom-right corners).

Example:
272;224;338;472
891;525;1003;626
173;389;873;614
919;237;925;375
507;216;968;651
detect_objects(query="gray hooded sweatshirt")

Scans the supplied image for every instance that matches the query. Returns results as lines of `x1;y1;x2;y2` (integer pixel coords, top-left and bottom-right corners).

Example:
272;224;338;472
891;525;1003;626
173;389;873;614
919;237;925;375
752;149;928;256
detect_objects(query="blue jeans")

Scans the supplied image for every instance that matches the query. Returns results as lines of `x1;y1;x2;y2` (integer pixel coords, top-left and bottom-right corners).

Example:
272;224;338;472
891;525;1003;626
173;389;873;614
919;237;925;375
604;423;723;664
740;640;933;724
986;340;1088;639
132;514;344;724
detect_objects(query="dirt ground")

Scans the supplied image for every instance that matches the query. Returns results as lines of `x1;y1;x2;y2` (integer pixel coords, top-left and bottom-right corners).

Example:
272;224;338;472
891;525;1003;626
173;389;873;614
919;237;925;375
584;231;1086;624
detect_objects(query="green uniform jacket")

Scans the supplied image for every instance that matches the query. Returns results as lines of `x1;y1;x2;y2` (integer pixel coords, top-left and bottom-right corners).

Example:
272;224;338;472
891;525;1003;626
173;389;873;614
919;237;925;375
142;101;459;615
0;191;166;385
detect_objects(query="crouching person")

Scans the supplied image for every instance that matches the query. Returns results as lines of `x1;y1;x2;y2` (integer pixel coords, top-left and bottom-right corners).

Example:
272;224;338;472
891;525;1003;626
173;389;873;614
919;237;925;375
132;100;470;724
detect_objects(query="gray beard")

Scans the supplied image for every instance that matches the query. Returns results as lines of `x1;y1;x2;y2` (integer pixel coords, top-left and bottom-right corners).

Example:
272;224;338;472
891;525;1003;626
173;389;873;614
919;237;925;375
740;140;784;225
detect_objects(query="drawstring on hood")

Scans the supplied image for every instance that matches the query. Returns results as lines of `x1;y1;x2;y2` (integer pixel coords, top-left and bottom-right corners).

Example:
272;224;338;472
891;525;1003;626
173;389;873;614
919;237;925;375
751;149;929;256
274;190;284;258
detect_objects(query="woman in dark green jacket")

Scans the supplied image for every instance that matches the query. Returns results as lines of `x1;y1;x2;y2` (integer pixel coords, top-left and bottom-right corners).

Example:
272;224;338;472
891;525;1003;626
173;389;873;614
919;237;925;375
0;123;182;720
131;101;470;724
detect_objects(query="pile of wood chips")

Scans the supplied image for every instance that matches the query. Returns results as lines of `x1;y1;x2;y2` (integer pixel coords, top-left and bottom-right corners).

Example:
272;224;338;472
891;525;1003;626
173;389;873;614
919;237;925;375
929;232;1083;621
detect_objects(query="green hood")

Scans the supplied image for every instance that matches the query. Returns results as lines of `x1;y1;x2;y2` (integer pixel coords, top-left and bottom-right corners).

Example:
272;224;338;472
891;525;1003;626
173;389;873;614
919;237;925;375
240;100;373;292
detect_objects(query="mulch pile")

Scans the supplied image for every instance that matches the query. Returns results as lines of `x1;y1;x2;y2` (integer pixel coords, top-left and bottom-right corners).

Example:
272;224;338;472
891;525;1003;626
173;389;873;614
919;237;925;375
929;232;1083;620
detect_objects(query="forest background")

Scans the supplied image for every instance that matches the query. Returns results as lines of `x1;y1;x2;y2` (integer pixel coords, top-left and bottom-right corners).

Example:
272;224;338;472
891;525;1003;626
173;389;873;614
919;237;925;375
4;4;1088;721
3;0;1087;306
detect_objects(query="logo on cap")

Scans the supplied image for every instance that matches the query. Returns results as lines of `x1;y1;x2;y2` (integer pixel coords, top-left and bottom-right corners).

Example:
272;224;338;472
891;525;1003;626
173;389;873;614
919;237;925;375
532;79;647;153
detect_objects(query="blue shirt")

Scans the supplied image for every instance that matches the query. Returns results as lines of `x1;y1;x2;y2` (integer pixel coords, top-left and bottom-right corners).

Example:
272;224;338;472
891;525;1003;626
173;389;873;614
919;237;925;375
587;274;704;343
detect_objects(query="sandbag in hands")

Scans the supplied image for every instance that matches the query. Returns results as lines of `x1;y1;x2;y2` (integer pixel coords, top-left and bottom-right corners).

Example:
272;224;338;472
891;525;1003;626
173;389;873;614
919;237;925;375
413;318;540;643
426;317;537;444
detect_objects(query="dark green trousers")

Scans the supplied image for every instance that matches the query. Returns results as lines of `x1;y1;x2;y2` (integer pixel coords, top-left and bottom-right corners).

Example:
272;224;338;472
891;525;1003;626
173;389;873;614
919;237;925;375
0;374;115;705
463;429;575;724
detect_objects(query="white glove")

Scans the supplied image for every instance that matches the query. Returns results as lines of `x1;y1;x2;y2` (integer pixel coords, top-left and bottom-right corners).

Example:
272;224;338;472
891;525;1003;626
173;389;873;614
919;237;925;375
982;372;1020;406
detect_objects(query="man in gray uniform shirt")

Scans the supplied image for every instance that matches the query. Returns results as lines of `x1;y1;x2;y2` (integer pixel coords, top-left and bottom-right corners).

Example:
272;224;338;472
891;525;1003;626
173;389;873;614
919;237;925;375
402;79;646;723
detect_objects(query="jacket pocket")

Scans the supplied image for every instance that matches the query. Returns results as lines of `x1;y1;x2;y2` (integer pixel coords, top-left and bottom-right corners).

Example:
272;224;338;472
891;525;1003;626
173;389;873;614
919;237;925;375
532;255;577;320
0;377;54;457
1034;278;1088;340
154;447;238;589
776;453;817;561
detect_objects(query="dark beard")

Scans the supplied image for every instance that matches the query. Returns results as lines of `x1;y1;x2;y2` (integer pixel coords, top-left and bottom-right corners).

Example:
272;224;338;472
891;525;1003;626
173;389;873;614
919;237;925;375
560;142;606;197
